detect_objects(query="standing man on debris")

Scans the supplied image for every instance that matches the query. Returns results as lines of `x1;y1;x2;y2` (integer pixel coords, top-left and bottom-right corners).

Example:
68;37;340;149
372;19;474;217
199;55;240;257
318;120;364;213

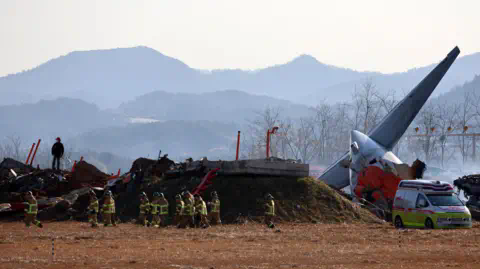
158;193;169;227
195;194;210;228
24;191;43;228
150;192;161;227
174;194;184;226
178;191;195;228
138;192;151;227
208;191;222;225
102;191;116;227
264;193;275;228
87;189;99;228
51;137;64;171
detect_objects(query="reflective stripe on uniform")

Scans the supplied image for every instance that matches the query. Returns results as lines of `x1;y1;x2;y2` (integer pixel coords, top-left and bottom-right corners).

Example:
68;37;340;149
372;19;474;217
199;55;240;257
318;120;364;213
265;201;275;216
103;201;115;214
160;205;168;215
89;200;99;213
196;201;207;215
26;202;38;214
212;200;220;213
151;203;160;214
139;203;150;214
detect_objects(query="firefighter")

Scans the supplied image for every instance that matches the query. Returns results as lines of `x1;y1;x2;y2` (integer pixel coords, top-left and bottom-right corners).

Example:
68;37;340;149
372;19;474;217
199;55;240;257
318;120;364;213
150;192;161;227
158;193;169;227
264;193;275;228
174;194;184;226
208;191;221;225
102;191;116;227
178;191;195;228
87;189;99;227
24;191;43;228
138;192;150;227
195;194;210;228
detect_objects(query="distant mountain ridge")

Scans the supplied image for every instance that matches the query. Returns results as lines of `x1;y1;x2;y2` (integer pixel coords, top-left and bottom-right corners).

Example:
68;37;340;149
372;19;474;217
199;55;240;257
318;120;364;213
115;89;312;122
0;97;124;142
0;46;479;108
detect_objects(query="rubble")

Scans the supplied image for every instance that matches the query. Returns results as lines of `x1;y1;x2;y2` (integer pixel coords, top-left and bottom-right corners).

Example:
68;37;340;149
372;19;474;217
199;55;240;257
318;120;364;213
70;161;109;189
0;154;379;225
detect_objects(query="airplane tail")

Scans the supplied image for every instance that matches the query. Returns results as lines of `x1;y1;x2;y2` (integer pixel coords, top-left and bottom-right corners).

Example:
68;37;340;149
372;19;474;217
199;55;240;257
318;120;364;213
369;46;460;150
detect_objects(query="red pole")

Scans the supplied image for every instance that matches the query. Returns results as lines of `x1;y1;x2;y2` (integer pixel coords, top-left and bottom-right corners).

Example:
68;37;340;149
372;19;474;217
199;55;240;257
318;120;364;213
30;139;41;166
72;160;77;172
117;168;121;176
266;130;271;158
25;143;35;164
236;131;241;160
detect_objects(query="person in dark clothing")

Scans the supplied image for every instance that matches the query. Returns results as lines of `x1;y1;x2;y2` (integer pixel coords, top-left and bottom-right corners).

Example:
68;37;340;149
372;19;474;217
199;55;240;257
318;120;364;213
51;137;64;170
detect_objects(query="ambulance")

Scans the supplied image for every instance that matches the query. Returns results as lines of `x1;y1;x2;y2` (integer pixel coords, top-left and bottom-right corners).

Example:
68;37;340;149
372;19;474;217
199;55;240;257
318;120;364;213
392;180;472;229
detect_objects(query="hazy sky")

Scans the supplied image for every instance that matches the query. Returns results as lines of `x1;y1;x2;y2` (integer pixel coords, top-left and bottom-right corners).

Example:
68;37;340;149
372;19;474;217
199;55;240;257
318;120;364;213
1;0;479;77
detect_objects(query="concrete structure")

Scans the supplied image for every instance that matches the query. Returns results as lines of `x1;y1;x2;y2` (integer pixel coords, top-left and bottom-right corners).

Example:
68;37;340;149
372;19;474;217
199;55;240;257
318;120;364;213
195;157;309;177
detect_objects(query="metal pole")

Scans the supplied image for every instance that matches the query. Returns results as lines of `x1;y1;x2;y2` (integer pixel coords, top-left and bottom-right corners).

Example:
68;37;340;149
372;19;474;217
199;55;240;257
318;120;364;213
473;135;476;162
236;131;241;161
71;160;77;172
25;143;35;164
29;139;41;166
52;238;55;261
266;130;270;159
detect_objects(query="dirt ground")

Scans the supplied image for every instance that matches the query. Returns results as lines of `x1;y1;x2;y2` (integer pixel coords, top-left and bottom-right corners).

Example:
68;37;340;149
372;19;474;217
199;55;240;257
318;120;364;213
0;221;479;269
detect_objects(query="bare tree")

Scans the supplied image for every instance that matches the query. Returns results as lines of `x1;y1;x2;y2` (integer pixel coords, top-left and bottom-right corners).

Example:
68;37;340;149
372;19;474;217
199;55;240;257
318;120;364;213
456;91;476;168
415;101;438;163
244;106;283;159
311;101;334;163
7;136;22;161
435;102;460;168
352;79;383;134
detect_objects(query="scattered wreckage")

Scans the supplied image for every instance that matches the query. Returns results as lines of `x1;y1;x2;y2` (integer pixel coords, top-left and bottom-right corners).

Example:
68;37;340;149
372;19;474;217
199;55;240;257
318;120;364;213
0;153;310;222
454;174;480;220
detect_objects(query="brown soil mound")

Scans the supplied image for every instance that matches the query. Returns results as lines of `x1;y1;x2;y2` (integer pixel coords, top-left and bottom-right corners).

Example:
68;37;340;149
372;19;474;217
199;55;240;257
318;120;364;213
70;161;109;189
130;158;156;172
130;157;175;177
116;176;379;224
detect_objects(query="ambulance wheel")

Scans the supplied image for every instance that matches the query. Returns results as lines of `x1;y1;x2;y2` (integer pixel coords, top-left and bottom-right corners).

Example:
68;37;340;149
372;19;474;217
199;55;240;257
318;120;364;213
394;216;404;229
425;218;434;229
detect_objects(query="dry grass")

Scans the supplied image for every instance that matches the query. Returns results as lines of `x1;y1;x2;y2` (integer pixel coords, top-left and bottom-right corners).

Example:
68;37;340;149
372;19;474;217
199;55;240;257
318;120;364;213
0;221;479;268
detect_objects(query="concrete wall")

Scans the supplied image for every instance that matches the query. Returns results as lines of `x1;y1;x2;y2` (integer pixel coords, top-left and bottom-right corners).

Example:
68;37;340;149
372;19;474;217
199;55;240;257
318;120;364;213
200;159;309;177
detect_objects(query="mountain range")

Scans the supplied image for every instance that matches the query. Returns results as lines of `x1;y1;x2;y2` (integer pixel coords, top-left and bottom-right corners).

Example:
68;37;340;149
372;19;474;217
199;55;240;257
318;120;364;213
2;46;478;109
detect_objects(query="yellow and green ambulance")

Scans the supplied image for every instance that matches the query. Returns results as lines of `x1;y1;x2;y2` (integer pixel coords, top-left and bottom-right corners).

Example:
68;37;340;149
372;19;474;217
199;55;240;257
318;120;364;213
392;180;472;229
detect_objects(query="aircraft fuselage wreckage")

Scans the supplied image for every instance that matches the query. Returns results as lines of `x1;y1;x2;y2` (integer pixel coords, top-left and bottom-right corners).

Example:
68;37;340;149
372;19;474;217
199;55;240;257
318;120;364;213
318;46;460;218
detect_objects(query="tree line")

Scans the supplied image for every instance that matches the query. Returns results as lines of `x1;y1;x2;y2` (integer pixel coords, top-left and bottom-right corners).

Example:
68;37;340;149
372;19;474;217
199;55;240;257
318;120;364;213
240;79;480;171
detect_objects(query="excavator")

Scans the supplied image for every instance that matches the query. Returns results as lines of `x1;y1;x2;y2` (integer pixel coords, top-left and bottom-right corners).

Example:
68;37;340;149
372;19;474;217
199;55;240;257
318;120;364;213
318;46;461;220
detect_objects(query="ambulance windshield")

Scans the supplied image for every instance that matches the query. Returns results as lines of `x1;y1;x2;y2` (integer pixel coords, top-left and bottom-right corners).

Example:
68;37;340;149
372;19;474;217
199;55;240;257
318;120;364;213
426;194;463;206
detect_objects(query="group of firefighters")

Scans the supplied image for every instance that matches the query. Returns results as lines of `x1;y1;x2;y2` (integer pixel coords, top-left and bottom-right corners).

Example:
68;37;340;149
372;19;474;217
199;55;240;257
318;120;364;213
17;137;278;228
23;190;276;229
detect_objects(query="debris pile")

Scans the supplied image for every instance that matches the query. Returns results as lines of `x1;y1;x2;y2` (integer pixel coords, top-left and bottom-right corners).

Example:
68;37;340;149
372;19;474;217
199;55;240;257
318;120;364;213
69;161;110;189
0;154;380;225
0;157;109;221
454;174;480;220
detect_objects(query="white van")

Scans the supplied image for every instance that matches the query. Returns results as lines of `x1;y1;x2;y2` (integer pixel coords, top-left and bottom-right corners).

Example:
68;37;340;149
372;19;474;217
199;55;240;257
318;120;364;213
392;180;472;229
